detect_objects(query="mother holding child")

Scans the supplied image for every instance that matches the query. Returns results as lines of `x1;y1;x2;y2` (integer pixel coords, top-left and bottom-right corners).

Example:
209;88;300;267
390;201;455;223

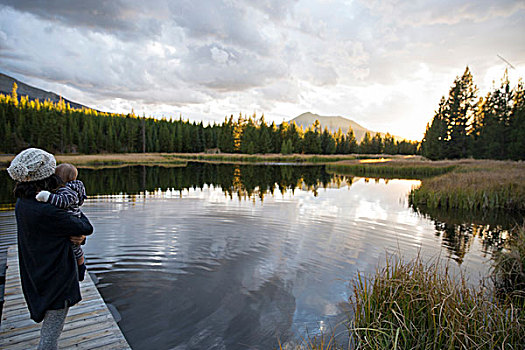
7;148;93;350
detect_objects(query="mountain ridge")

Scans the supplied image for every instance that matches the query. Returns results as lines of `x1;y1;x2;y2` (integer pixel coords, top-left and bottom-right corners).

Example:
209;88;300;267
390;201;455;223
0;73;89;110
289;112;403;141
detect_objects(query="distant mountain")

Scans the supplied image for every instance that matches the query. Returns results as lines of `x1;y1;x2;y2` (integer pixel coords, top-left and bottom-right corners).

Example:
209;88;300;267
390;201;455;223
0;73;90;110
289;112;403;141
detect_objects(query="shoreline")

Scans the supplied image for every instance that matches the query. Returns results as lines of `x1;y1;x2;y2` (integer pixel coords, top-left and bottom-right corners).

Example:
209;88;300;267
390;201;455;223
0;152;416;169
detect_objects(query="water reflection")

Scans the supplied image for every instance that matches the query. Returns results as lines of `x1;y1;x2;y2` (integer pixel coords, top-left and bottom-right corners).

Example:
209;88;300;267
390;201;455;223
81;179;432;349
0;163;521;349
0;163;348;207
412;205;521;264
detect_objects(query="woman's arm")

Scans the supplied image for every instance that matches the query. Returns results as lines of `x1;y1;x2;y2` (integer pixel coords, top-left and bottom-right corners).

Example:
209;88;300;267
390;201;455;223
42;205;94;237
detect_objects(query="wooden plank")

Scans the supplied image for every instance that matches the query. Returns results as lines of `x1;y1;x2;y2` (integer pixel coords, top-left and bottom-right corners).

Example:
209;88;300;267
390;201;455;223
0;246;132;349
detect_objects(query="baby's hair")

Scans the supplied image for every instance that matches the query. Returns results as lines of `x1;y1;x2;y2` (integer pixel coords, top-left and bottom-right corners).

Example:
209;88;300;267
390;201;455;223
55;163;78;183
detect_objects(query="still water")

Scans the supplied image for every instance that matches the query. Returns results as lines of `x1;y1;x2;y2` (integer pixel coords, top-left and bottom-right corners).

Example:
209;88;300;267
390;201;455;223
0;164;518;349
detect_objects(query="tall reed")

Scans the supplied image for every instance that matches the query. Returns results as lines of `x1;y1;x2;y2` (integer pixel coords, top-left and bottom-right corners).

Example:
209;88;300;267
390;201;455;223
409;164;525;211
492;225;525;300
349;254;525;349
169;153;357;164
326;163;455;178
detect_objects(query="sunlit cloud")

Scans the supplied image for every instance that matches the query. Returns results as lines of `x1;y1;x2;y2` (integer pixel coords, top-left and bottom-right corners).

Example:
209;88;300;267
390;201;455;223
0;0;523;140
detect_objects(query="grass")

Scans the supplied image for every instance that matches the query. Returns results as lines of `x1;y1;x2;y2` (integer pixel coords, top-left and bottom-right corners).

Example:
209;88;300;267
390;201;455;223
0;152;360;169
2;152;523;212
326;158;525;212
0;153;188;169
164;153;358;164
326;158;456;179
492;225;525;299
409;160;525;211
278;334;338;350
349;253;525;350
294;227;525;350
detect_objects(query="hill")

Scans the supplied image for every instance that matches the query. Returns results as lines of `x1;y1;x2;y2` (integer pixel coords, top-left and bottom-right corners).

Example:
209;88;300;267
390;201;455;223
289;112;403;141
0;72;89;110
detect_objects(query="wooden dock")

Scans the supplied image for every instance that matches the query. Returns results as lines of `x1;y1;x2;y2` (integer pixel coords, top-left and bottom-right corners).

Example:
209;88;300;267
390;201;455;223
0;246;131;349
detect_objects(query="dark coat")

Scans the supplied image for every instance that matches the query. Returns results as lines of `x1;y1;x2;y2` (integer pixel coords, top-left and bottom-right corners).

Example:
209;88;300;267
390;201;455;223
15;198;94;322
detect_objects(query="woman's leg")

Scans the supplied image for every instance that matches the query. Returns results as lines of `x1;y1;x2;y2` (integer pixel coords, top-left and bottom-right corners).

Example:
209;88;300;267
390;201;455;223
38;307;69;350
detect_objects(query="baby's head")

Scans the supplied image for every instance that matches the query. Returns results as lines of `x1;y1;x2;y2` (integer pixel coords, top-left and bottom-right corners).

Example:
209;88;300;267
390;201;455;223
55;163;78;183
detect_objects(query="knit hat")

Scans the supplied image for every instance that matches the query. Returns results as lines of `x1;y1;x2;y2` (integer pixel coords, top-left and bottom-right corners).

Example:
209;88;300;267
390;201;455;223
7;148;56;182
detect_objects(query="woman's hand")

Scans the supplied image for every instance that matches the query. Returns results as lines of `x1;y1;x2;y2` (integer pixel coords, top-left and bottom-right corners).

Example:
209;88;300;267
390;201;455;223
70;235;86;245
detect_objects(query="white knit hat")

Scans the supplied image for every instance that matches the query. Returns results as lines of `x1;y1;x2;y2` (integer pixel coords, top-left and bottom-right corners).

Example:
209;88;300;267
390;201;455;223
7;148;56;182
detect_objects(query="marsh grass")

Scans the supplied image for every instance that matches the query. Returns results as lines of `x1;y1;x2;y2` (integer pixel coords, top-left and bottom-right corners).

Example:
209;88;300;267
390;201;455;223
277;332;340;350
0;152;358;168
492;226;525;300
349;254;525;350
409;161;525;211
167;153;358;164
326;158;525;211
326;162;455;178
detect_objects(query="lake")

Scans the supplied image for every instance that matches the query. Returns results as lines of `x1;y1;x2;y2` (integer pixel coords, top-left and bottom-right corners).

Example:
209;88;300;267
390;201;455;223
0;163;519;349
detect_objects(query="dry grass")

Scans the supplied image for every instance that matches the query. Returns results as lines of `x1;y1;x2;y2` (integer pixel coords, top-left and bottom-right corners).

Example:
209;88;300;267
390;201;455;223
349;254;525;350
492;225;525;299
326;157;456;178
410;160;525;211
326;158;525;211
0;152;360;169
0;153;187;169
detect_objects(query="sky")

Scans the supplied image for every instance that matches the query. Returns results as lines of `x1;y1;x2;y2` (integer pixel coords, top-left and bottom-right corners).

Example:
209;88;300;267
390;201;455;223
0;0;524;140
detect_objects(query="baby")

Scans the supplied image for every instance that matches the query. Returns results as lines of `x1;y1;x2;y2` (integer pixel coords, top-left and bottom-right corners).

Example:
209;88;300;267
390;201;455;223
36;163;88;281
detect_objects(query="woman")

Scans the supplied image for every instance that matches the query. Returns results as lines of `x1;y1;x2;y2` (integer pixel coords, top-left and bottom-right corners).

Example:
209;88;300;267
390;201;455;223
7;148;93;350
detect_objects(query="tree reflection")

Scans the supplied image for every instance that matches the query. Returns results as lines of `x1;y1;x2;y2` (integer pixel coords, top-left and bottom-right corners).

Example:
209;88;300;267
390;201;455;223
0;163;354;206
412;205;522;264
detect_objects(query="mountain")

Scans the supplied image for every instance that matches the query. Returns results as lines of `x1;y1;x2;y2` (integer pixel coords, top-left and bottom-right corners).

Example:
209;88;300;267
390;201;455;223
0;73;90;110
289;112;403;141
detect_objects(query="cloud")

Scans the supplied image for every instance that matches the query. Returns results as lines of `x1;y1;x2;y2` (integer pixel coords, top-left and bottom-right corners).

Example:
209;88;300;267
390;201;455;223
0;0;524;140
0;0;166;41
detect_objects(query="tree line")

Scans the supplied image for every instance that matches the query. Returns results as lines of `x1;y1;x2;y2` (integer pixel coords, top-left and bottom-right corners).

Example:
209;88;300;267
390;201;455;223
0;83;418;156
421;68;525;160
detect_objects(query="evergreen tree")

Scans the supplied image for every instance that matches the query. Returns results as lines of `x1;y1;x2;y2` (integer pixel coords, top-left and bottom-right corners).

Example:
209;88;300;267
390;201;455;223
383;133;397;154
303;127;321;154
281;139;293;154
258;115;273;153
422;97;448;160
445;67;478;158
346;127;358;154
508;80;525;160
360;132;372;154
473;71;513;159
370;133;383;154
320;127;336;154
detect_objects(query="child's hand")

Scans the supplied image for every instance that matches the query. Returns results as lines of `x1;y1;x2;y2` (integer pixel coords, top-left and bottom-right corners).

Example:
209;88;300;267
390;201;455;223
70;235;86;245
36;190;51;202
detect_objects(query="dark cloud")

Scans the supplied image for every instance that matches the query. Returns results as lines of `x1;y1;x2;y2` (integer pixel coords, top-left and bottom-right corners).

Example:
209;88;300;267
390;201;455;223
178;43;287;91
0;0;524;136
0;0;163;40
168;1;273;55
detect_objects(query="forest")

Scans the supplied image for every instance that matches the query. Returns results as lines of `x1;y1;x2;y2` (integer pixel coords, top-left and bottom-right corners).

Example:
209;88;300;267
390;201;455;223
422;68;525;160
0;83;418;156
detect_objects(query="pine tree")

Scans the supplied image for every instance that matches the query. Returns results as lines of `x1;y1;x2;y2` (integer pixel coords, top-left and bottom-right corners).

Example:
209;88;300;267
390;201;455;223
321;127;336;154
508;80;525;160
360;132;372;154
383;133;397;154
346;127;358;154
303;127;321;154
473;70;513;159
445;67;478;158
370;133;383;154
